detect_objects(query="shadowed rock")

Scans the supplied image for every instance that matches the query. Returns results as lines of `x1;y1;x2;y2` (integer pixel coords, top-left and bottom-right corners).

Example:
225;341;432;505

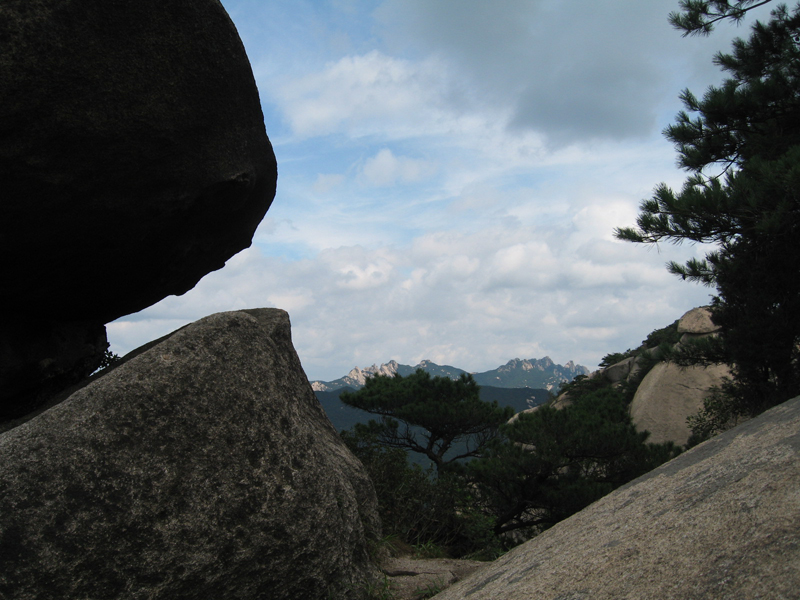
430;396;800;600
0;0;277;418
0;309;380;600
381;557;485;600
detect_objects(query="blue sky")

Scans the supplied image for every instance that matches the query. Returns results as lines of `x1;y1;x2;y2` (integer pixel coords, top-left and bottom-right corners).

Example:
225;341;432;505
107;0;773;381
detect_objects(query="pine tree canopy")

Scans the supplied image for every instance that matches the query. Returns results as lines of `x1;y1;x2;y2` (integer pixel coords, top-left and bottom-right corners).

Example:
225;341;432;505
616;2;800;426
339;369;514;473
468;388;679;535
669;0;776;36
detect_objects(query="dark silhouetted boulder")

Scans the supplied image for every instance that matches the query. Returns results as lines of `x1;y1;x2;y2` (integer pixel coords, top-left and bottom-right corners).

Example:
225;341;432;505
431;396;800;600
0;309;381;600
0;0;277;418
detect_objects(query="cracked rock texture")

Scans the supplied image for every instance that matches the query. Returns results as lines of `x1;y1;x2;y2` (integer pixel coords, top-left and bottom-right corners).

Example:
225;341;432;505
0;309;380;600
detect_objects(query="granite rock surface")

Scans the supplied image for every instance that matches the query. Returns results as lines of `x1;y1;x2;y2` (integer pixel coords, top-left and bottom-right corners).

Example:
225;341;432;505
0;309;380;600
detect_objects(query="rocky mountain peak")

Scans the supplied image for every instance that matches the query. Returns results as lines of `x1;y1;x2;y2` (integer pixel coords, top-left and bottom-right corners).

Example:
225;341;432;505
311;357;589;392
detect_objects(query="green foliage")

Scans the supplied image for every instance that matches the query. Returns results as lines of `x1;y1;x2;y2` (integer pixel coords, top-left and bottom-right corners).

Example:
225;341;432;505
341;370;514;473
344;323;686;554
468;387;680;536
616;3;800;430
596;321;680;391
342;427;496;557
643;319;682;348
412;540;448;559
91;349;121;376
413;581;447;600
363;575;396;600
598;351;633;369
669;1;775;36
686;382;748;445
557;373;609;398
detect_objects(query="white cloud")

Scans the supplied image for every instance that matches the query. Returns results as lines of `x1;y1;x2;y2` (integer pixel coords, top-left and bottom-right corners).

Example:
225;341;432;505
275;50;456;139
109;215;713;382
360;148;437;187
313;173;345;194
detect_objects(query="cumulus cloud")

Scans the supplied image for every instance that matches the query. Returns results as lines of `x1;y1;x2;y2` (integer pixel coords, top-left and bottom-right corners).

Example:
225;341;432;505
374;0;771;145
275;50;457;139
110;216;712;381
359;148;437;187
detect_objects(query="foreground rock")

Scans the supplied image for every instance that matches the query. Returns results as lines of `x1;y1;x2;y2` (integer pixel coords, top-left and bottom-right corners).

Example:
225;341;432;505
0;309;380;600
431;396;800;600
381;557;485;600
0;0;277;419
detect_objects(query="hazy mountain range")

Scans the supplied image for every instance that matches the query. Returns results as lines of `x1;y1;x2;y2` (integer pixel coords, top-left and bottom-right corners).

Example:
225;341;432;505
310;357;589;393
312;357;590;434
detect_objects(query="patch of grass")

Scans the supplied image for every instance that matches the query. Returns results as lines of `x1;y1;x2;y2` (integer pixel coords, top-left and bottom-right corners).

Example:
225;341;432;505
413;581;446;600
413;540;448;559
364;575;396;600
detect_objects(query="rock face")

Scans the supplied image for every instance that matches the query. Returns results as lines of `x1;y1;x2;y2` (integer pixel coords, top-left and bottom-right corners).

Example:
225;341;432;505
629;307;729;446
630;361;730;446
0;0;277;418
0;320;110;421
0;309;380;600
431;396;800;600
586;307;729;446
381;557;485;600
678;305;721;340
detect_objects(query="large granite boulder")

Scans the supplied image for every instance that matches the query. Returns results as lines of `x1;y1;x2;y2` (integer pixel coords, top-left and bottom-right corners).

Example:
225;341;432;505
0;309;381;600
629;306;729;446
585;307;729;446
630;361;731;446
431;395;800;600
0;0;277;418
678;305;721;342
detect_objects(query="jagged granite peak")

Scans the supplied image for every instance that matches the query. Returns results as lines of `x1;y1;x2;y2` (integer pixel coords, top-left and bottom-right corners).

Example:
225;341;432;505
473;357;589;391
310;358;587;392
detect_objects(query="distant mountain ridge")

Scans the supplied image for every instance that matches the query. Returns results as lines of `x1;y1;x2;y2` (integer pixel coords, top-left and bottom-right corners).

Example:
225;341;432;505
310;357;589;393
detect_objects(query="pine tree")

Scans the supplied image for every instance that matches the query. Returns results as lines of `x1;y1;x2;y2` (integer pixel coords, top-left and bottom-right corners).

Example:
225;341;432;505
468;387;678;535
340;369;514;474
616;3;800;431
668;0;776;36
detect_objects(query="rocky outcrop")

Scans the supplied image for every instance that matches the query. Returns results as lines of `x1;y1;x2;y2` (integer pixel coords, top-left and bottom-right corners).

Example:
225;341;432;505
584;307;729;446
431;395;800;600
312;361;405;391
0;309;380;600
678;305;721;342
312;359;590;393
474;358;590;391
630;361;730;446
0;320;109;422
628;307;729;446
0;0;277;419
